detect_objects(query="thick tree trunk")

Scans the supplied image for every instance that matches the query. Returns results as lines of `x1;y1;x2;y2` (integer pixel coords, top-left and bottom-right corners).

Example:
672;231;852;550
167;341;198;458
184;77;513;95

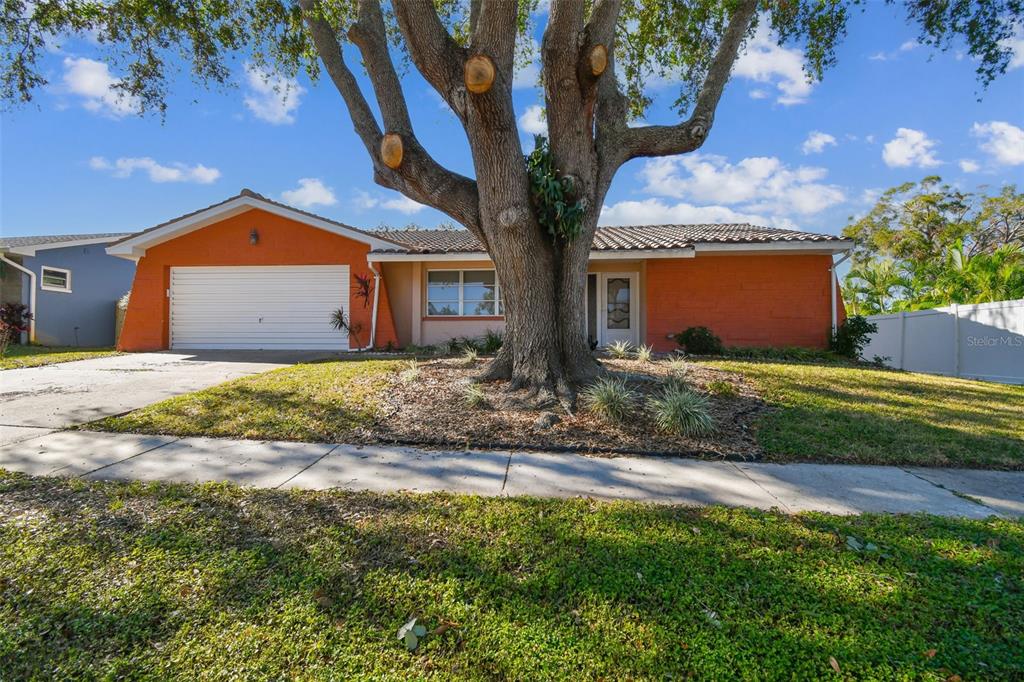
477;207;603;402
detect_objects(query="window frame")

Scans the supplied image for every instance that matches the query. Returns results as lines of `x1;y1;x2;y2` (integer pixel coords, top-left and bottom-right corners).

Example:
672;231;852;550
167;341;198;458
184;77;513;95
425;268;503;318
40;266;72;293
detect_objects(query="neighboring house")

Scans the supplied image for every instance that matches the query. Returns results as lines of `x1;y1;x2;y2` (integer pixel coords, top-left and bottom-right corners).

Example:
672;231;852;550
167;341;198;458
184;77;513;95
0;233;135;346
109;189;851;353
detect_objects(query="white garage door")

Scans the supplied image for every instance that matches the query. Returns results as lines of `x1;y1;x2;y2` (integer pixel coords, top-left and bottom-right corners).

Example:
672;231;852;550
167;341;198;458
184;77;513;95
170;265;350;350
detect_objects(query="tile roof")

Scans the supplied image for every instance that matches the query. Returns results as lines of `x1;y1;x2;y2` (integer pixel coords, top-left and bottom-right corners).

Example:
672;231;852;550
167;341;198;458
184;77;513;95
370;223;847;253
0;233;130;249
107;189;406;250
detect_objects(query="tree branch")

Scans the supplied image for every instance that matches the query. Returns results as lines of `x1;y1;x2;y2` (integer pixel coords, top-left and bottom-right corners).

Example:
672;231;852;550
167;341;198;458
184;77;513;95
299;0;480;232
472;0;518;77
615;0;758;161
392;0;467;116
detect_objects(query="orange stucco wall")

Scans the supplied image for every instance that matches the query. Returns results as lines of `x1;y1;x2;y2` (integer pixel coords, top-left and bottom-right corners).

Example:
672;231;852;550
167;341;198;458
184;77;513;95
645;254;845;352
118;208;398;351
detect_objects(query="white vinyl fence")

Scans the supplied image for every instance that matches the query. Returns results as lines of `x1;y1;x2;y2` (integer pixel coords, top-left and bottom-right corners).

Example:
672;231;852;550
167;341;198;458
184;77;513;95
861;299;1024;385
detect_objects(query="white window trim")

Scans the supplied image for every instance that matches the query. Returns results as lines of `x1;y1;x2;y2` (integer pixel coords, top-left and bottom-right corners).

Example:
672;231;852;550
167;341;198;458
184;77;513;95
425;268;503;317
40;266;72;293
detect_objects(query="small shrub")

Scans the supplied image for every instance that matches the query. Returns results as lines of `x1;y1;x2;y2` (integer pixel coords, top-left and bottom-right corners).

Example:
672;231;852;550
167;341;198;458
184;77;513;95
0;302;32;357
705;379;739;398
647;384;715;437
581;377;636;423
399;359;420;383
481;329;503;355
607;340;633;359
463;383;489;409
635;344;654;363
462;347;478;367
329;307;364;348
665;356;690;376
674;326;723;355
722;345;841;363
829;315;878;359
404;344;435;356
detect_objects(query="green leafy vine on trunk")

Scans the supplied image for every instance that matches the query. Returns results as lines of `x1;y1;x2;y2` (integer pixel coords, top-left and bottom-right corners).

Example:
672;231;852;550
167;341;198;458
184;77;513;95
525;135;585;242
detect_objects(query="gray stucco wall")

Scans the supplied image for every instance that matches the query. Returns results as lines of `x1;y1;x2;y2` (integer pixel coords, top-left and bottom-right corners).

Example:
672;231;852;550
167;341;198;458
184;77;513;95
20;245;136;346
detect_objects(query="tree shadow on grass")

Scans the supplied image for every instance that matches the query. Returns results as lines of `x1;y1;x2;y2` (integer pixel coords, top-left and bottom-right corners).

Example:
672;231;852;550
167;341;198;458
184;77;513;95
1;474;1021;679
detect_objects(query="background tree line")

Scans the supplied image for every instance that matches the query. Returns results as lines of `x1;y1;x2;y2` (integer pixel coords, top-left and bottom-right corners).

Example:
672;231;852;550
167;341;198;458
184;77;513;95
842;177;1023;315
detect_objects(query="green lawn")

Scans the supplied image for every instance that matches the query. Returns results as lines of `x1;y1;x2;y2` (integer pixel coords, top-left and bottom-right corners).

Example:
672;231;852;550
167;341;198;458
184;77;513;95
0;471;1020;679
0;344;118;369
93;359;401;441
712;360;1024;470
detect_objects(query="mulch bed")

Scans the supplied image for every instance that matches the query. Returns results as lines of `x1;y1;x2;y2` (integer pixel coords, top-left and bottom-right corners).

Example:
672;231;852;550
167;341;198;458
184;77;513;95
365;356;768;460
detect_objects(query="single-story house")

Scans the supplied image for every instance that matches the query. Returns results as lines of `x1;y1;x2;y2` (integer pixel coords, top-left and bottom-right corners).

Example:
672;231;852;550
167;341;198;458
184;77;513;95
1;233;135;346
108;189;851;353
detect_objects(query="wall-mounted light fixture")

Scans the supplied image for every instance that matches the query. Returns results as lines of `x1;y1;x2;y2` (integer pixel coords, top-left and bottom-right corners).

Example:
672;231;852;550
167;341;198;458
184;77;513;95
249;228;259;246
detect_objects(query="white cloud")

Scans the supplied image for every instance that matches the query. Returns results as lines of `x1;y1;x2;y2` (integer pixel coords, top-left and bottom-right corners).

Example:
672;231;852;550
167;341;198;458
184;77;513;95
518;104;547;136
882;128;941;168
88;156;220;183
638;153;845;217
513;38;540;89
281;178;336;208
1000;31;1024;70
243;64;304;125
899;40;918;52
860;188;882;205
959;159;981;173
353;189;426;214
868;52;889;62
381;195;426;214
801;131;837;155
734;24;812;105
971;121;1024;165
61;57;139;117
748;88;769;100
600;198;791;229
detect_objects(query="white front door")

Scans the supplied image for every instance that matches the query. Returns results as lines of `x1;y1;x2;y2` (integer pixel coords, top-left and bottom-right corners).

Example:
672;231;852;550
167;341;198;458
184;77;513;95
169;265;350;350
593;272;639;347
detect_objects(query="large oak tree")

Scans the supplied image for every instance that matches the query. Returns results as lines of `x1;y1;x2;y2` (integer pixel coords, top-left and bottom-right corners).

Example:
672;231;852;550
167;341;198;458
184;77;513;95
3;0;1020;398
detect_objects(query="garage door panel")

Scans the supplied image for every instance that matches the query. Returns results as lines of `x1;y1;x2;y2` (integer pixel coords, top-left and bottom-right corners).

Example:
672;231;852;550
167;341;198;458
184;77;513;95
170;265;350;350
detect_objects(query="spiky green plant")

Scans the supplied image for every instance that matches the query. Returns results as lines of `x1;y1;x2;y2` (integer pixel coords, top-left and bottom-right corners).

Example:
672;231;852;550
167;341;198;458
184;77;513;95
647;384;714;437
607;340;633;359
399;359;420;383
581;377;636;423
463;383;489;409
462;347;479;367
635;344;654;363
665;356;689;376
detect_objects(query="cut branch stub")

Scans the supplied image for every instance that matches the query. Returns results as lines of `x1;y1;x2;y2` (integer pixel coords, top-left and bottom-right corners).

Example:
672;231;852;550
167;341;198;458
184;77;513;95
589;44;608;76
380;133;403;169
464;54;496;94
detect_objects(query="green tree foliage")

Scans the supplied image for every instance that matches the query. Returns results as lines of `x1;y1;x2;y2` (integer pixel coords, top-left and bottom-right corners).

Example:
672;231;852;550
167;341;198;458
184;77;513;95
2;1;1022;121
843;178;1024;314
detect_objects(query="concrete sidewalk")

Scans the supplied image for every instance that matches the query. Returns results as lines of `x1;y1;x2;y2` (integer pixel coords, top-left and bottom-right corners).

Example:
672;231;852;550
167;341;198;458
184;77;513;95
0;430;1021;519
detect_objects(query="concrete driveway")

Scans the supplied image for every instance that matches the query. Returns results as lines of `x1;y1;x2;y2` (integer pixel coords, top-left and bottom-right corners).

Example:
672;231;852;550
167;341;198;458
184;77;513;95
0;351;330;446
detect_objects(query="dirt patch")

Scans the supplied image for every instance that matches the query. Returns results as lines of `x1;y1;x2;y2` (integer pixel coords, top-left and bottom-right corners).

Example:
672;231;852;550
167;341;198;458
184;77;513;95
366;357;768;460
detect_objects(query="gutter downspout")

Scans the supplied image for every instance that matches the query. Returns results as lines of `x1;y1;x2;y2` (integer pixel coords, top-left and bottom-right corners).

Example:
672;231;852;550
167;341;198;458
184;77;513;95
361;261;382;351
830;251;851;336
1;253;36;343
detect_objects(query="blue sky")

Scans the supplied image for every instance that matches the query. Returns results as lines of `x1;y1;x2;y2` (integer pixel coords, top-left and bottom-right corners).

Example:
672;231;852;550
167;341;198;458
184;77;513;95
2;4;1022;239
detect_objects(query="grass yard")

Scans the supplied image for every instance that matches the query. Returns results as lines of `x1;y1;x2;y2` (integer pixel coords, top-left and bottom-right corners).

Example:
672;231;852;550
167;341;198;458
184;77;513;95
96;355;1024;470
1;471;1021;680
712;361;1024;470
93;359;401;442
0;344;118;370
